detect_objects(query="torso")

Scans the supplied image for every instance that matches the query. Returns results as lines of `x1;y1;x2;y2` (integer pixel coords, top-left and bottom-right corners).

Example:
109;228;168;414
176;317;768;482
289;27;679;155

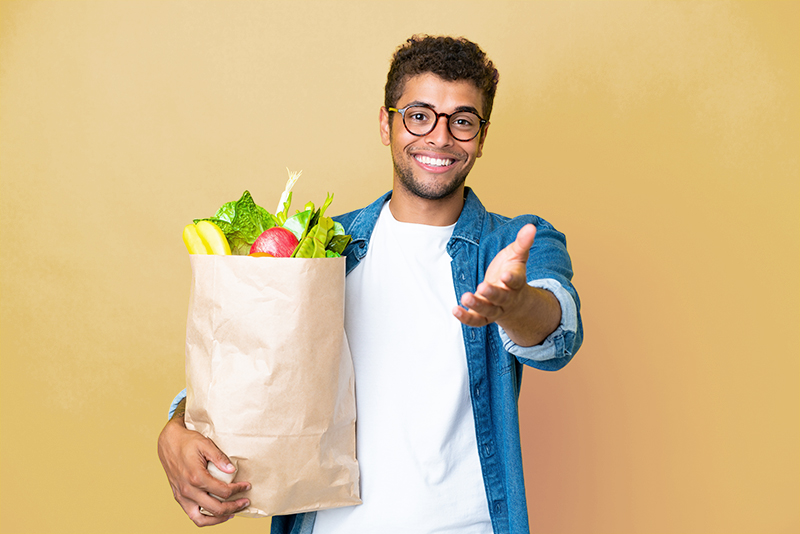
312;200;493;534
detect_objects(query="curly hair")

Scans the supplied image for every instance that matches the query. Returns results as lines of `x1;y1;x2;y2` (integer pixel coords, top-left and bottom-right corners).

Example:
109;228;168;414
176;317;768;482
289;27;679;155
385;35;500;120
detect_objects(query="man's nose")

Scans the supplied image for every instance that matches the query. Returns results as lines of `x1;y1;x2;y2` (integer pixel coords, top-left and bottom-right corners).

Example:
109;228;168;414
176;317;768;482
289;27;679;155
424;114;454;146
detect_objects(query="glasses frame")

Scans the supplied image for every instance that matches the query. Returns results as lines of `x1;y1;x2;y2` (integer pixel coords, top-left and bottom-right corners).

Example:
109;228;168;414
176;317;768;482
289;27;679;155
388;104;488;142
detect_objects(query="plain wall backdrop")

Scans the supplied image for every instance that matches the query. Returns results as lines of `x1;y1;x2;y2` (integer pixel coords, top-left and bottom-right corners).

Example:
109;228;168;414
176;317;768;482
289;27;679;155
1;1;798;533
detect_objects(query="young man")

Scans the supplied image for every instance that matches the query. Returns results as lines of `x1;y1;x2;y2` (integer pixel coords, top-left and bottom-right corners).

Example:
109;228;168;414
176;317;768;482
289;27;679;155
158;35;582;534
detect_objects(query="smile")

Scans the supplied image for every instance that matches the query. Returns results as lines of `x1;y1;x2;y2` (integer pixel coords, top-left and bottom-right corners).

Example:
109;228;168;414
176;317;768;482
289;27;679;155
414;154;455;167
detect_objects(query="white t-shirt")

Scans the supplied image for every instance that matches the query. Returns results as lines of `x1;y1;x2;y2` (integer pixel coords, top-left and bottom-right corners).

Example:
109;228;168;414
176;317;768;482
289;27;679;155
312;201;493;534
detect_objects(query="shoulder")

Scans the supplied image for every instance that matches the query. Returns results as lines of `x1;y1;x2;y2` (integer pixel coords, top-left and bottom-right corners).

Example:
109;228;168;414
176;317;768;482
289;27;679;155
476;202;567;255
332;191;391;236
332;191;392;275
332;206;361;229
460;187;564;245
468;198;573;279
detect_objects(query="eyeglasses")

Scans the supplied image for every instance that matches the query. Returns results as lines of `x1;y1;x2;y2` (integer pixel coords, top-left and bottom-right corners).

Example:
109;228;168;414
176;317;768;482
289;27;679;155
388;104;487;142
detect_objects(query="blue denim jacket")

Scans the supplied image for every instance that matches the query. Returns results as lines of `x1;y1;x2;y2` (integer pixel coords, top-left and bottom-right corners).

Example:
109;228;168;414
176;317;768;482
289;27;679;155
270;188;583;534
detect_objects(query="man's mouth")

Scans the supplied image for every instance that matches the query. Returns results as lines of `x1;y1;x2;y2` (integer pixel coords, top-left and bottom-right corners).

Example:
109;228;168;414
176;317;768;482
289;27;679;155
414;154;455;168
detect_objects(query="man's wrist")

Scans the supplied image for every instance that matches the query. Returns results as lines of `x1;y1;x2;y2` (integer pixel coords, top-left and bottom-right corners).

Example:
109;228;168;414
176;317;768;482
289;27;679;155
497;286;561;347
168;398;187;426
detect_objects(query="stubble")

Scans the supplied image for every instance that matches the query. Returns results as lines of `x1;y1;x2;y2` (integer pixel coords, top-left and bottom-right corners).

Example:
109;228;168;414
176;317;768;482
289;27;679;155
392;151;469;201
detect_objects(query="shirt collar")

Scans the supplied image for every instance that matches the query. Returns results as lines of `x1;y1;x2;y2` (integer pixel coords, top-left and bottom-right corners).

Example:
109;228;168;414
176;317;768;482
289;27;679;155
450;187;485;247
348;187;485;247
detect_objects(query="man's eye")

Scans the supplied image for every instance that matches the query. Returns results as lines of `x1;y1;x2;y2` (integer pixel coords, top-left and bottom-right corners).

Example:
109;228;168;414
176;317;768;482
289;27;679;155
409;112;430;122
452;115;476;128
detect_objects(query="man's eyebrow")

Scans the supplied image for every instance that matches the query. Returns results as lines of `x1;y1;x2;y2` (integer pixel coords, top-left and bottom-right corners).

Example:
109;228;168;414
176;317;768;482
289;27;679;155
453;105;482;116
400;100;434;109
400;101;482;116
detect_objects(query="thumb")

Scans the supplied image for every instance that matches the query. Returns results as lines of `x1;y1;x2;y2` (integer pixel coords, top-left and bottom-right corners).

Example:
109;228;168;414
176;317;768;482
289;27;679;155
508;224;536;260
203;441;236;474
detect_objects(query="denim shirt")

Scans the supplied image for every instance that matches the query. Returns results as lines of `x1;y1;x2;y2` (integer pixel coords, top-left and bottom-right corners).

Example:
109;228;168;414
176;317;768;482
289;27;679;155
270;188;583;534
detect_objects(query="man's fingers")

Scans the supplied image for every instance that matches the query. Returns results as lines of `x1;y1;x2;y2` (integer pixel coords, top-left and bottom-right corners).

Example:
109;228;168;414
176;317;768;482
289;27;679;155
460;292;494;314
455;293;502;325
177;461;244;506
455;225;535;327
195;492;250;518
176;494;235;527
191;470;249;502
453;305;490;327
195;439;252;498
500;266;528;291
187;505;234;527
475;266;525;306
178;483;250;525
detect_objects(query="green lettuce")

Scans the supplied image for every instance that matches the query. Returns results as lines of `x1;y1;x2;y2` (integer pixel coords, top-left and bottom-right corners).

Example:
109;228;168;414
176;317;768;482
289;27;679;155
194;190;278;255
194;188;351;257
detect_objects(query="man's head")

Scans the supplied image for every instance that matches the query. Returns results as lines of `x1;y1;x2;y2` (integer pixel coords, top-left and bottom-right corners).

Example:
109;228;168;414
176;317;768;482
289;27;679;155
384;35;499;121
379;36;499;219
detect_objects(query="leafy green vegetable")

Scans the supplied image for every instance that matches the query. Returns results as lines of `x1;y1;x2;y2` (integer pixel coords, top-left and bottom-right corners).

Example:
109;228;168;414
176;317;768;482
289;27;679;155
293;217;335;258
282;208;314;241
318;193;334;219
291;214;351;258
195;190;277;255
326;234;351;255
194;185;351;258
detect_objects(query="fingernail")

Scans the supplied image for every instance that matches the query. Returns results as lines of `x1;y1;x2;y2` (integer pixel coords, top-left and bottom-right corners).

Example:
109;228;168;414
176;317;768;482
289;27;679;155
225;463;234;471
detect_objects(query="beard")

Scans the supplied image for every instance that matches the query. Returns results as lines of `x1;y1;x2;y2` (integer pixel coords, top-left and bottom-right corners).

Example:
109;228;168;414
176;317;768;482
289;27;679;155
392;152;469;201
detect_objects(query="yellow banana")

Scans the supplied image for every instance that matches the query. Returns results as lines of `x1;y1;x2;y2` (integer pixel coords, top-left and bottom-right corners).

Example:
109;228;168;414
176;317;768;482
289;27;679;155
183;224;211;254
195;221;232;255
182;221;231;255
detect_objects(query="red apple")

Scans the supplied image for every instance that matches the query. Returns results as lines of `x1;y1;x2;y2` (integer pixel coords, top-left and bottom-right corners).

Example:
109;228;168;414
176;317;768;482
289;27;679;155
249;227;299;258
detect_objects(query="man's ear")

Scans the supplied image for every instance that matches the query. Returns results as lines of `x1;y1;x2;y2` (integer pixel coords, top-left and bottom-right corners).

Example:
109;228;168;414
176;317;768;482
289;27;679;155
476;122;489;158
379;107;391;146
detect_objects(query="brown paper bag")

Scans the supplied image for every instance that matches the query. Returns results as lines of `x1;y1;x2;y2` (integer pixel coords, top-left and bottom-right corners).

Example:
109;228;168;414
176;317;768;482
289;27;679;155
184;254;361;518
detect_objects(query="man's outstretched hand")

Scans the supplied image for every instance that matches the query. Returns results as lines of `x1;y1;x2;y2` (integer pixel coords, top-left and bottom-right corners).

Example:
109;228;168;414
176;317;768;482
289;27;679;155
452;224;561;347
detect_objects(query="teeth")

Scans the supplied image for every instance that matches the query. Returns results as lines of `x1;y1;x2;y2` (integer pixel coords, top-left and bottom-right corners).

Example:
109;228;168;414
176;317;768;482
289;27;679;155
415;155;453;167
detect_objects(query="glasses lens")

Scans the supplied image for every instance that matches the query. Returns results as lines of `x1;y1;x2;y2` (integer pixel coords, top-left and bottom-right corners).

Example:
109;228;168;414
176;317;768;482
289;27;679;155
449;112;481;141
403;107;436;136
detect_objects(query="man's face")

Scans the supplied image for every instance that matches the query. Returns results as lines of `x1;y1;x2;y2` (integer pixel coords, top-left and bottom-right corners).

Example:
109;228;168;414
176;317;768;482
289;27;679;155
380;73;489;201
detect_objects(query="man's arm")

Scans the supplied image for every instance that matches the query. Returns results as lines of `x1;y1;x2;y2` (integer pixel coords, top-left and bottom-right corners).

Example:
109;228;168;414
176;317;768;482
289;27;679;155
157;397;252;526
452;224;562;347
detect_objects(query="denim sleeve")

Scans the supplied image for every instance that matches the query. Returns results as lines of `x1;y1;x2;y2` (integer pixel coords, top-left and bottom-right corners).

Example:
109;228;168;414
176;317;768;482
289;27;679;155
497;278;579;365
168;389;187;420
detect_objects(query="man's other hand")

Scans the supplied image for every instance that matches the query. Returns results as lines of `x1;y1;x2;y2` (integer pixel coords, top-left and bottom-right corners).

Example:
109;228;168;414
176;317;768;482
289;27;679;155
157;416;251;526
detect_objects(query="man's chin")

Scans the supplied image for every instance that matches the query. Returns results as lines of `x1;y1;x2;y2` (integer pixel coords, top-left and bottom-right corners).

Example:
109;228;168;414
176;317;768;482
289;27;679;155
398;177;464;201
394;163;466;201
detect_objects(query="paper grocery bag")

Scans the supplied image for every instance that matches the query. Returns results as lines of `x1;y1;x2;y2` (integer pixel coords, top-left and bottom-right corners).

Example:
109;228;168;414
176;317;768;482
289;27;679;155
184;255;361;518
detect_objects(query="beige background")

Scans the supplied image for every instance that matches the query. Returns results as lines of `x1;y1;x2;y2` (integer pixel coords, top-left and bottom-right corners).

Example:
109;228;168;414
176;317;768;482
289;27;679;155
1;1;798;533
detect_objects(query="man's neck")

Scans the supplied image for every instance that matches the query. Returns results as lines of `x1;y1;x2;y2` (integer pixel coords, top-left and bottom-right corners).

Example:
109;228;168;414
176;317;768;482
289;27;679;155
388;186;465;226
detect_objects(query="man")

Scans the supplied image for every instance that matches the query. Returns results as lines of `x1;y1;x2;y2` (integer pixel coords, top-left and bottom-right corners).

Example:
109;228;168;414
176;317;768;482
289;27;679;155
158;35;582;534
